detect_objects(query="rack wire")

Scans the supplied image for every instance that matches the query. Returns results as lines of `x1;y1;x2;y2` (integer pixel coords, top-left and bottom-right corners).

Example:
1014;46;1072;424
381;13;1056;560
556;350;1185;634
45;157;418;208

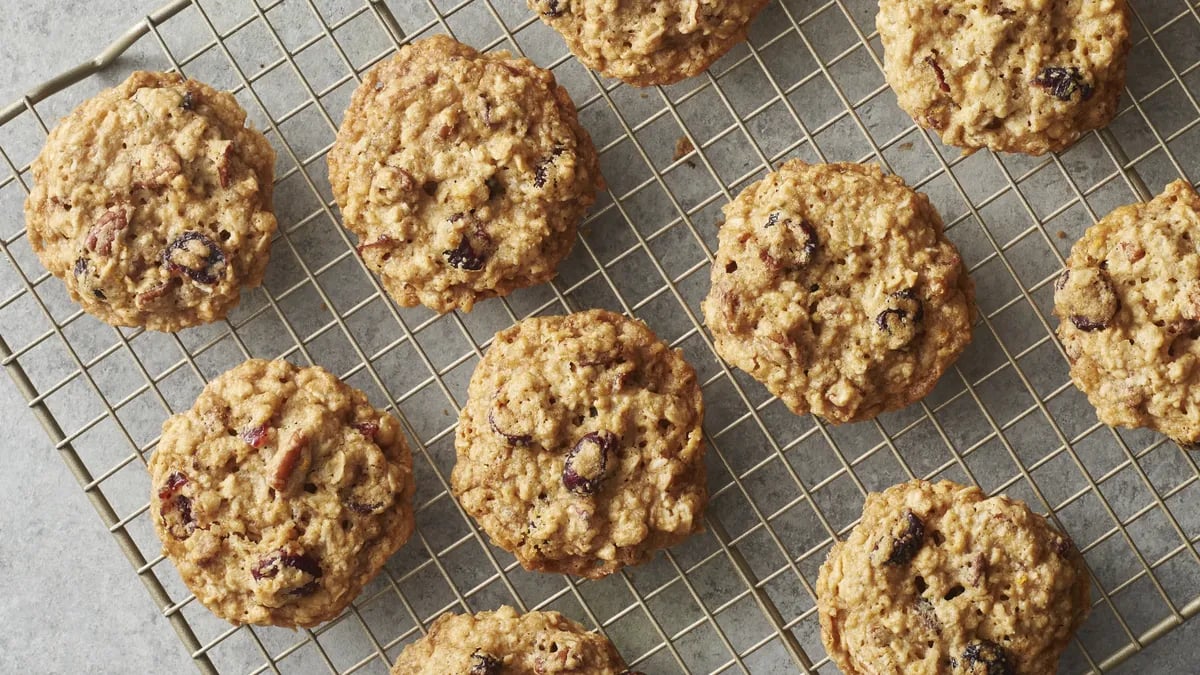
1;0;1198;672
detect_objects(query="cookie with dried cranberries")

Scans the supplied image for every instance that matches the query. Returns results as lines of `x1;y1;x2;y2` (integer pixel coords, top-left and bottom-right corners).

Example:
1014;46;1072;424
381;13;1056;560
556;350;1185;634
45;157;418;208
150;359;415;627
451;309;706;578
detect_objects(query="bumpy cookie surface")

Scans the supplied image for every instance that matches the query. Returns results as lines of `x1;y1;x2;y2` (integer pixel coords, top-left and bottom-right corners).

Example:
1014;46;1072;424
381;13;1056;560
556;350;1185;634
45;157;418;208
328;35;601;314
391;606;630;674
149;359;415;627
25;71;277;331
878;0;1130;155
1055;180;1200;445
452;310;706;578
528;0;770;86
702;161;975;424
818;480;1090;675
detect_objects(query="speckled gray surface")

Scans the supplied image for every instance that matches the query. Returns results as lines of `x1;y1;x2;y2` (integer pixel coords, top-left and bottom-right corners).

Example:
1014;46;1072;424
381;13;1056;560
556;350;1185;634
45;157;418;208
0;1;1198;674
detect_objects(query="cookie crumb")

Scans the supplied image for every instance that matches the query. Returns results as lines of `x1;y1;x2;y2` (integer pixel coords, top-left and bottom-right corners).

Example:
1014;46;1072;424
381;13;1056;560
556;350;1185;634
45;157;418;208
1056;230;1067;239
674;136;695;162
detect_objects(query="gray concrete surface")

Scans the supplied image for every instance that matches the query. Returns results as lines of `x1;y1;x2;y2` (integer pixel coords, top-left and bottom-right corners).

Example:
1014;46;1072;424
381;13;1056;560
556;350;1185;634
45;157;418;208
0;1;1197;673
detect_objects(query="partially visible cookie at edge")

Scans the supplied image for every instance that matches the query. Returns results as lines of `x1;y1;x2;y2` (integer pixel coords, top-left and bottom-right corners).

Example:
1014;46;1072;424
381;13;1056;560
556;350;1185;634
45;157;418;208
452;309;707;578
528;0;771;87
702;160;975;424
878;0;1131;155
328;35;602;314
1055;179;1200;446
149;359;416;627
817;480;1091;675
391;606;631;674
25;70;277;331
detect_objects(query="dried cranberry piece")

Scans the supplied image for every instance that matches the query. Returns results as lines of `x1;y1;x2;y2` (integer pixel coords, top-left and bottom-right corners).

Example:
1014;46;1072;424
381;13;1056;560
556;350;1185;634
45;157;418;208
182;90;196;110
162;231;227;285
563;431;617;495
489;408;532;445
158;471;189;500
353;421;379;439
876;288;925;349
162;494;195;539
73;257;88;277
470;649;502;675
288;581;320;597
884;509;925;566
961;640;1012;675
540;0;563;17
1032;66;1093;102
1069;315;1109;332
356;234;394;256
533;147;565;188
760;214;818;271
445;237;486;270
346;500;382;515
241;424;269;448
252;550;322;582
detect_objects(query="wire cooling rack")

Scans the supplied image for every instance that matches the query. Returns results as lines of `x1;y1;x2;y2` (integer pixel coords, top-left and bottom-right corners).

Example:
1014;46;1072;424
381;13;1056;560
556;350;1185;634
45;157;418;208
2;0;1199;672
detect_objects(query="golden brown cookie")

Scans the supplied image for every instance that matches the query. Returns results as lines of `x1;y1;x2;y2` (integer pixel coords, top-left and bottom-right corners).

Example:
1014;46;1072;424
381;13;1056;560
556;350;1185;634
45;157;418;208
702;160;975;424
391;606;631;674
149;359;415;627
328;36;602;313
451;310;707;578
528;0;770;87
878;0;1131;155
817;480;1090;675
25;71;277;331
1055;180;1200;446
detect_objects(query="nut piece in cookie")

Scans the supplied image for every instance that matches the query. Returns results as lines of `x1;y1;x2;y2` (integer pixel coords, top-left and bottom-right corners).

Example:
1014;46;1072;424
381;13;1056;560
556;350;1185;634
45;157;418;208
328;35;602;313
702;160;976;424
529;0;771;87
149;359;416;627
877;0;1131;155
817;480;1090;675
391;606;632;674
25;71;277;331
1055;180;1200;447
451;310;707;578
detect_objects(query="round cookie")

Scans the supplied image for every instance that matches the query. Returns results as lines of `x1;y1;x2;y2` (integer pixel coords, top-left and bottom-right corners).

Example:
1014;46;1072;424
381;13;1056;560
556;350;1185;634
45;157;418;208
328;36;601;314
149;359;415;627
877;0;1131;155
702;160;975;424
391;606;631;674
25;71;277;331
817;480;1091;675
528;0;770;87
452;309;707;578
1055;180;1200;446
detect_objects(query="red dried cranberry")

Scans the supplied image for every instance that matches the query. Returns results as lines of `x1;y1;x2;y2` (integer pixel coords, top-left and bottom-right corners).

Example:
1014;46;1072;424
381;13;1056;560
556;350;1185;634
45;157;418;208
884;509;925;566
241;424;269;448
73;257;88;277
445;237;486;270
1069;315;1109;332
181;90;195;110
470;650;502;675
540;0;563;17
163;494;195;539
162;231;227;285
488;408;532;445
876;288;925;345
925;55;950;93
961;640;1012;675
252;550;322;581
158;471;188;500
533;147;565;188
1032;66;1093;101
353;421;379;439
563;431;617;495
346;500;382;515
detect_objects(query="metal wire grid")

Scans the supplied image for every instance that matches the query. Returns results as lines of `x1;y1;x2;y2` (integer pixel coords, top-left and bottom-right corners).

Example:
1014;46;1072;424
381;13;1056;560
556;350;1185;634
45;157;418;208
1;0;1199;672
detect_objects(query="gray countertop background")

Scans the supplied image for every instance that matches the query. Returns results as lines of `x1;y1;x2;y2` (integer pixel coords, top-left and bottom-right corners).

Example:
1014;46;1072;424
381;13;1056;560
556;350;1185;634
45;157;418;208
0;1;1196;673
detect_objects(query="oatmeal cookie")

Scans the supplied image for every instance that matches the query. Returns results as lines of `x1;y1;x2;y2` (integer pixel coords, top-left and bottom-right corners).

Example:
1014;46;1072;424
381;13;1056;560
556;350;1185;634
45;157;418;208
878;0;1131;155
452;310;706;578
328;35;602;313
818;480;1091;675
1055;180;1200;446
391;606;630;674
25;71;277;331
702;160;975;424
149;359;415;627
528;0;771;86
